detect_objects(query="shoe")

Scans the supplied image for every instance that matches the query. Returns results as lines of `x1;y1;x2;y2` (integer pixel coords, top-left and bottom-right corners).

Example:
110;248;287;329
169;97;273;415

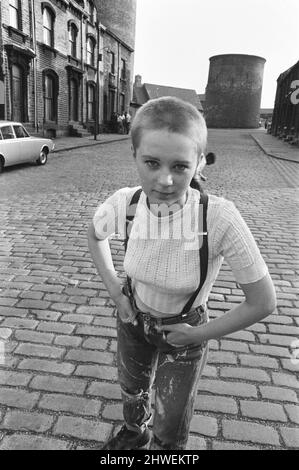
101;425;151;450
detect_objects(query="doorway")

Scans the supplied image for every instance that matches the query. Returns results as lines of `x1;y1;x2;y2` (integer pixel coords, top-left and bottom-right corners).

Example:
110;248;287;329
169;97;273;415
12;64;24;122
70;78;78;121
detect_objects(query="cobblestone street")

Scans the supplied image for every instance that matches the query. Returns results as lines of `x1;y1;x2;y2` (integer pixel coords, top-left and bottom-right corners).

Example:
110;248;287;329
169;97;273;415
0;130;298;450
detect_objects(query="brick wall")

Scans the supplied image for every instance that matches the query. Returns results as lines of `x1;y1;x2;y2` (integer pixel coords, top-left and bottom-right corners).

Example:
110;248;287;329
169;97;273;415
100;31;134;127
0;5;4;119
1;0;136;135
34;0;83;136
2;0;34;123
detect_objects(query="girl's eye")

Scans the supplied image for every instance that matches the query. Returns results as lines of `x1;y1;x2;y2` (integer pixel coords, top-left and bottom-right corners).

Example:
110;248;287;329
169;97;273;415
174;165;188;171
146;161;159;168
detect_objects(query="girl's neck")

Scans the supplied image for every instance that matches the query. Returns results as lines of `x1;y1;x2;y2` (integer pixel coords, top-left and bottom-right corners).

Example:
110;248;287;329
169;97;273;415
146;191;188;217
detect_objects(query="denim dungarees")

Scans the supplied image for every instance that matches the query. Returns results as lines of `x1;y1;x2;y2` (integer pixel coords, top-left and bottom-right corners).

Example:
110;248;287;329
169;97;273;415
116;189;210;450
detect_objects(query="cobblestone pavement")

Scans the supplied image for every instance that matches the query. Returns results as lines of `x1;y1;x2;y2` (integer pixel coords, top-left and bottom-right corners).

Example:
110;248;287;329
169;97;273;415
0;130;298;450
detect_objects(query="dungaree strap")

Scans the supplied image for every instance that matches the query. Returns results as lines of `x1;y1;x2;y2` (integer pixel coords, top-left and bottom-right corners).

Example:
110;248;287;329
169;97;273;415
125;188;142;296
124;188;143;252
124;189;209;312
181;191;209;314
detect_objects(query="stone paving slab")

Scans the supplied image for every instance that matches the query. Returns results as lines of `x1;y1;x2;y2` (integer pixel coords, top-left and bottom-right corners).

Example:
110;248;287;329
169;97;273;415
0;130;298;450
251;129;299;163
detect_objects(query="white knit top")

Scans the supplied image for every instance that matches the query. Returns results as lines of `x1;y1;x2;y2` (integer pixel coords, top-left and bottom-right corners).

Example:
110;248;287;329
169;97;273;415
93;186;268;315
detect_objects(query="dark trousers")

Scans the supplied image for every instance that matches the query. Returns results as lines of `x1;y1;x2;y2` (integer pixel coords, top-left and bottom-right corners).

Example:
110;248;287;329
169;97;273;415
117;306;209;450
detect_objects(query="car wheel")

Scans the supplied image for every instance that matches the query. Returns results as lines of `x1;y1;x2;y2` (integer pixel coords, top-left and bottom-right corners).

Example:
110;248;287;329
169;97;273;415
0;157;4;174
36;148;48;165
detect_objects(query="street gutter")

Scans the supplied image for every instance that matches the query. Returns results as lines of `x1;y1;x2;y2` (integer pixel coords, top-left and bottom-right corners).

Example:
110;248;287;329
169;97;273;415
52;136;130;154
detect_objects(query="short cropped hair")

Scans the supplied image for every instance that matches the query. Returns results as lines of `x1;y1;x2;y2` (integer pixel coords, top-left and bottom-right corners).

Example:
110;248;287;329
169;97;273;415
131;96;207;154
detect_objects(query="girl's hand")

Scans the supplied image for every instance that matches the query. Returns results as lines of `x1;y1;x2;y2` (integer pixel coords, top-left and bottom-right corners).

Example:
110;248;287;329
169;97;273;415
113;292;138;326
157;323;200;347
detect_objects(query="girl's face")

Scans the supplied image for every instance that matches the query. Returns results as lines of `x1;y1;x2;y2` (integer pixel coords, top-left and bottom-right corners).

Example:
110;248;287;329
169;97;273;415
134;129;199;209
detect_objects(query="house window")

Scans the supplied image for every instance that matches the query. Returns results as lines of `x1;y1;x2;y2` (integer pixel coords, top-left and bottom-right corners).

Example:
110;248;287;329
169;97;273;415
110;52;115;74
43;7;55;47
87;37;95;66
109;90;115;118
89;1;95;23
121;59;126;80
44;74;56;121
87;83;95;120
9;0;20;29
69;24;78;58
119;93;125;113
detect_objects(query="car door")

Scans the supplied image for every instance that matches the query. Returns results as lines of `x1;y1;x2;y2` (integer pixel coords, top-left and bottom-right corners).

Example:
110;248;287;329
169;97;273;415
12;124;32;162
0;125;21;166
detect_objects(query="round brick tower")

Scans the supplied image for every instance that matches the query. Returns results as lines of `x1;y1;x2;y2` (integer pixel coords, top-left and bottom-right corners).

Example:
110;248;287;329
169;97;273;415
96;0;137;49
205;54;266;128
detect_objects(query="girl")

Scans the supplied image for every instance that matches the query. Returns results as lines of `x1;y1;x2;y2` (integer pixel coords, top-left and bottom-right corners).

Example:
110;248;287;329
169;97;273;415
87;97;276;450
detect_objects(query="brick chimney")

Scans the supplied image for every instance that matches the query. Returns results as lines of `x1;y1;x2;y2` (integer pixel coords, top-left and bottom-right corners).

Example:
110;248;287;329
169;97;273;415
134;75;142;87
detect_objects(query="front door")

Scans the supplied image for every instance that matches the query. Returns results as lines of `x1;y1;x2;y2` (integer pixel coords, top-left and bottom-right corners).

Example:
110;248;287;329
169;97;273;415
12;65;24;122
70;78;78;121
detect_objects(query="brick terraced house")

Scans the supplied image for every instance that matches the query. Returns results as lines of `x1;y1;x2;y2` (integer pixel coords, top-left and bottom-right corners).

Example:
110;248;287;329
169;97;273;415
1;0;136;137
0;5;3;119
270;60;299;146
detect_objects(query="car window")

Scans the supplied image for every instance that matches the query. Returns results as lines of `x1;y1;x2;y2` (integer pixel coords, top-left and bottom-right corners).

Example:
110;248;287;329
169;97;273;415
1;125;14;140
13;125;29;138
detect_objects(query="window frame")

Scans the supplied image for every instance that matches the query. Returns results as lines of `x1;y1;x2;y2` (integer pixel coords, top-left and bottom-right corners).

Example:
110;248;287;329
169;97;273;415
87;82;96;121
119;93;125;114
43;6;55;48
87;36;96;67
9;0;20;30
88;1;95;24
43;70;58;123
110;52;115;75
44;74;55;122
69;23;78;58
121;59;126;80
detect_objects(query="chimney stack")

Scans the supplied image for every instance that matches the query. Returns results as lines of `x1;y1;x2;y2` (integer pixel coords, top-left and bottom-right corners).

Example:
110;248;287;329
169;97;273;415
134;75;142;87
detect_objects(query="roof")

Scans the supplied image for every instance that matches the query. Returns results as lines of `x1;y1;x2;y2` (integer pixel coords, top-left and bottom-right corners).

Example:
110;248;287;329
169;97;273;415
277;60;299;82
133;82;203;111
144;83;203;111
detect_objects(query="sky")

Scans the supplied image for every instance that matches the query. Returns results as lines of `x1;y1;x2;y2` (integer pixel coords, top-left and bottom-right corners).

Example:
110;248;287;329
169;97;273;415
133;0;299;108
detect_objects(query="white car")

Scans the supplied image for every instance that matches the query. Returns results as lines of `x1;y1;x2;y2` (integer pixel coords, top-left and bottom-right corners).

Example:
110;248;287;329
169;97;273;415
0;121;55;173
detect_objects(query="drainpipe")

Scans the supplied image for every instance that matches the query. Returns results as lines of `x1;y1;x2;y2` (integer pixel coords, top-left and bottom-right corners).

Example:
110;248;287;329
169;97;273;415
31;0;38;132
94;20;100;140
117;42;120;113
80;13;84;124
81;14;84;124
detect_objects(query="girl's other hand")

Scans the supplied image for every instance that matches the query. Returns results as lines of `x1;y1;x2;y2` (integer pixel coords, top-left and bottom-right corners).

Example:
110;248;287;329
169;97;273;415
157;323;198;347
114;292;138;326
